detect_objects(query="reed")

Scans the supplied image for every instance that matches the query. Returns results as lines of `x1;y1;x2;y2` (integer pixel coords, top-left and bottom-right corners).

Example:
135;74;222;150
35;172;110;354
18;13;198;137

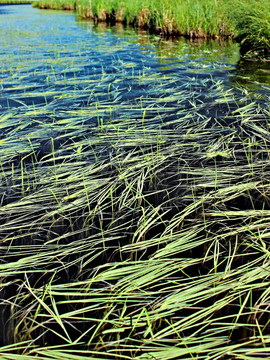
36;0;231;38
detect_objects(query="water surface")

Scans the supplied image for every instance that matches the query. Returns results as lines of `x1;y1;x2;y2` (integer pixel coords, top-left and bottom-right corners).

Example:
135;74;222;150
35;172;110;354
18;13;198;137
0;4;269;156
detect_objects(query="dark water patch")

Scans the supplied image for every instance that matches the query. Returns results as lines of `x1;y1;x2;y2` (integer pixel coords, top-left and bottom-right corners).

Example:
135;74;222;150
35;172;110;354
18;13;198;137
231;58;270;93
0;6;12;14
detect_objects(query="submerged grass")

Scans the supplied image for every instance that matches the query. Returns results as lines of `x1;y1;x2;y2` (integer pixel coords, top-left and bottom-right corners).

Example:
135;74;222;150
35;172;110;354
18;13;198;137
1;66;270;358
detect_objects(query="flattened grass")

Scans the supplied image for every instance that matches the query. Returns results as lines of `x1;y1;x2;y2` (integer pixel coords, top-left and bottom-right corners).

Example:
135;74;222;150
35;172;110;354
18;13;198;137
1;75;270;358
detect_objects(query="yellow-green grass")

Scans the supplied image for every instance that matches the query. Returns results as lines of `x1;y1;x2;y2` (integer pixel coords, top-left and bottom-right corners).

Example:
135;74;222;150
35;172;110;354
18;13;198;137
1;77;270;358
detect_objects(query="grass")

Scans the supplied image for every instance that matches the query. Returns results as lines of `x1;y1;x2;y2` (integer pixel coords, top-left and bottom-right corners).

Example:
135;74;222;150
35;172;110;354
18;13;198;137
1;73;270;358
35;0;231;38
1;5;270;359
225;0;270;58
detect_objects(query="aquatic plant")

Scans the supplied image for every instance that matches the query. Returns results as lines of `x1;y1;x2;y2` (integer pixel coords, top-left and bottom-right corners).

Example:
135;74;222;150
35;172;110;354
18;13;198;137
1;5;270;358
1;70;270;358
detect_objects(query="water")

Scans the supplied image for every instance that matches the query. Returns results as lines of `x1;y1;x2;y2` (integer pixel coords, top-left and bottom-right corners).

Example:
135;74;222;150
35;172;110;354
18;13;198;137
0;4;269;152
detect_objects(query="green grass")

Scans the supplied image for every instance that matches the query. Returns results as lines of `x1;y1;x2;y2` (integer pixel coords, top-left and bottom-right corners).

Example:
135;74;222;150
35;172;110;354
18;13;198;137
36;0;231;38
225;0;270;58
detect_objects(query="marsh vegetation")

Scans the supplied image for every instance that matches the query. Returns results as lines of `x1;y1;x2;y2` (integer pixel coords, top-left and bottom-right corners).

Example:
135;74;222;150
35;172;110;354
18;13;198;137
1;4;270;360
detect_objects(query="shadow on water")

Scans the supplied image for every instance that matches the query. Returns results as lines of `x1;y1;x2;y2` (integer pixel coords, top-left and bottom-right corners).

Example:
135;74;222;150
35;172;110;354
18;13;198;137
231;58;270;90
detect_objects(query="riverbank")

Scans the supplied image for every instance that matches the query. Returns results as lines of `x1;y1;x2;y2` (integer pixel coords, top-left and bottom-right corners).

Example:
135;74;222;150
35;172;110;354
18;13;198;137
35;0;232;38
34;0;270;58
226;0;270;58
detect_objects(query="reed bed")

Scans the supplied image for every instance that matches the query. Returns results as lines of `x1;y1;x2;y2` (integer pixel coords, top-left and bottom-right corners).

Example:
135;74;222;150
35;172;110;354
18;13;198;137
1;64;270;358
225;0;270;58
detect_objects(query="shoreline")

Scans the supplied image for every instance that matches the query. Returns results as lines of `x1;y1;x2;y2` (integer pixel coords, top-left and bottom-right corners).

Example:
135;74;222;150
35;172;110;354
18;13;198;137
34;0;270;59
36;1;234;40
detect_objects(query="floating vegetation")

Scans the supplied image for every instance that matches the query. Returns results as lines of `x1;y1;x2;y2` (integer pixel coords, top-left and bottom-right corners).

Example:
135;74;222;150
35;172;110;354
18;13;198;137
1;4;270;360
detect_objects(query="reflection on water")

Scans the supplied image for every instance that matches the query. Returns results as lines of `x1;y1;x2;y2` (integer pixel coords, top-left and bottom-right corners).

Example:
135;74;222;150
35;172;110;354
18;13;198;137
232;59;270;91
84;19;270;94
89;19;240;73
82;18;270;93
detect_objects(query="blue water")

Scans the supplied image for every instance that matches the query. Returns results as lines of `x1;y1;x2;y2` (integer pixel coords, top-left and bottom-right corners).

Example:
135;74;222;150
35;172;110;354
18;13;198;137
0;4;269;137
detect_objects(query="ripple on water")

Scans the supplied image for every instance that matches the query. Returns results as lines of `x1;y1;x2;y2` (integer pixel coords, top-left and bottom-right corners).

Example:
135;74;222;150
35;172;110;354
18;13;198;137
0;4;268;152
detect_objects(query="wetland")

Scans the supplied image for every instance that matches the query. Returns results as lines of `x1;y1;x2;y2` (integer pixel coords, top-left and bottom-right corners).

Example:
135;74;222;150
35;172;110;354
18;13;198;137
1;4;270;359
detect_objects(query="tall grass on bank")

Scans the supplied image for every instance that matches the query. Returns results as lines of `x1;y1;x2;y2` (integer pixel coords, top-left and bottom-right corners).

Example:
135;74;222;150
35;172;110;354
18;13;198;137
225;0;270;58
35;0;231;38
1;74;270;358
